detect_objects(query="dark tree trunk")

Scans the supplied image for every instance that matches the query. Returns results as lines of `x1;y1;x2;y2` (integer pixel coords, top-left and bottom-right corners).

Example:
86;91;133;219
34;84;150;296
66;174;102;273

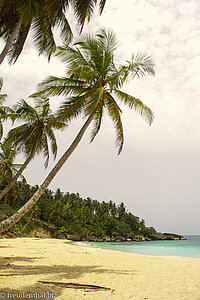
0;19;22;65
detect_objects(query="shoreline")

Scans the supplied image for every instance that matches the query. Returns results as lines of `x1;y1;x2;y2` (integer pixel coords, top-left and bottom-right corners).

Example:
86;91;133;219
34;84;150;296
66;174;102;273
0;237;200;299
83;239;200;260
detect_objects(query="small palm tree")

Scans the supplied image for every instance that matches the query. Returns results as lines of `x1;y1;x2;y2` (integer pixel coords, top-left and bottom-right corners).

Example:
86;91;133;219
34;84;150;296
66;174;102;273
0;0;106;64
0;141;24;187
0;141;25;220
0;98;67;201
0;28;155;233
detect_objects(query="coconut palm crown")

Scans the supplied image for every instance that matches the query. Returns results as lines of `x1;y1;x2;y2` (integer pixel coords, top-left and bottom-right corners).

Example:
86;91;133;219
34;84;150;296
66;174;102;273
0;98;67;202
7;98;67;168
33;28;155;154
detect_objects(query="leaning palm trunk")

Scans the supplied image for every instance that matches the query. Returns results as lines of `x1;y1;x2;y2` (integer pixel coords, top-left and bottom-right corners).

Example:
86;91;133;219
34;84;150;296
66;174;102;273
0;193;8;221
0;19;23;65
0;112;94;233
0;138;39;201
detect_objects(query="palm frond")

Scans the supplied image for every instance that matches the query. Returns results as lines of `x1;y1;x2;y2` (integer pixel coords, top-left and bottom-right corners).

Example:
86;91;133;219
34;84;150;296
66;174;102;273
33;96;49;109
79;35;104;74
57;94;87;122
107;53;155;89
114;90;154;125
71;0;96;30
105;92;124;154
44;0;69;22
46;115;68;130
5;124;38;154
25;129;42;158
15;0;39;25
106;66;127;89
31;76;87;98
54;10;72;44
56;45;95;78
96;28;118;53
0;93;7;102
84;86;104;117
128;52;155;78
12;99;39;121
46;128;57;160
90;101;104;143
98;0;106;13
32;14;56;60
72;0;106;30
57;86;100;122
40;132;50;168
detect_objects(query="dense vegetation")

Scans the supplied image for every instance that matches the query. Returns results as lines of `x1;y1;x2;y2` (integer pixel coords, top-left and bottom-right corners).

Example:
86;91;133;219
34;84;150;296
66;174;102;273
0;181;158;241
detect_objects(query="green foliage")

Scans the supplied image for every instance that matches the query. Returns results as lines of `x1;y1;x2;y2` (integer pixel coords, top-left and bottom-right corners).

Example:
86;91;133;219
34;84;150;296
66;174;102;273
5;98;67;168
32;28;155;155
3;181;159;239
0;0;107;63
0;142;24;188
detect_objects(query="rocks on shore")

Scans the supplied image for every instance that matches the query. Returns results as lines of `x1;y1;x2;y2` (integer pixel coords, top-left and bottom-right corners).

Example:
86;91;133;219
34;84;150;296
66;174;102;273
63;232;185;243
1;222;185;243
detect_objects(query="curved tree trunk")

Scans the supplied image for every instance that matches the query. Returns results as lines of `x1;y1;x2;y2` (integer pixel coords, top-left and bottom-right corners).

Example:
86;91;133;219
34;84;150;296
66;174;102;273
0;113;94;233
0;19;22;65
0;138;39;201
0;193;8;222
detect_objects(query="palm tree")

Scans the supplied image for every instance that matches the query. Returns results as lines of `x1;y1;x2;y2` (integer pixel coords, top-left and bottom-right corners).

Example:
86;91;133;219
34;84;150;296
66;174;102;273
0;141;24;187
0;141;25;220
0;28;155;233
0;98;67;201
0;0;106;64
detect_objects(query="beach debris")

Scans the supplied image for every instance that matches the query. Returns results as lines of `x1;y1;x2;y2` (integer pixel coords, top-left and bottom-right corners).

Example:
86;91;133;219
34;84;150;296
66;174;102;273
38;281;111;291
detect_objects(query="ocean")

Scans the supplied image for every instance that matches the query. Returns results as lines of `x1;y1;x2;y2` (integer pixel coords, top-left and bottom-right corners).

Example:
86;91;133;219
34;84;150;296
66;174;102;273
90;235;200;258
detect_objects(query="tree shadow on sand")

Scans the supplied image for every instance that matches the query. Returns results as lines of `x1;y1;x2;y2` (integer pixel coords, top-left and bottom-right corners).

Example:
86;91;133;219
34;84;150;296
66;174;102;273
0;255;137;297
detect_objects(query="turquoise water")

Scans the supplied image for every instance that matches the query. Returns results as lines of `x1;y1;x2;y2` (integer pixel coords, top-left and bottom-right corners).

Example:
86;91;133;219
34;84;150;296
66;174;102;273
90;236;200;258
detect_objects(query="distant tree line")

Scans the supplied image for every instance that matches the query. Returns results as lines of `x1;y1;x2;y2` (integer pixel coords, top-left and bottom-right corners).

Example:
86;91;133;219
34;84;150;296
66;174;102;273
0;181;157;240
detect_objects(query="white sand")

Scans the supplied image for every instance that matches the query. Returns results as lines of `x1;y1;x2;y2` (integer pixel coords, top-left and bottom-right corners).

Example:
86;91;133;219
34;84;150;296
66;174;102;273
0;238;200;299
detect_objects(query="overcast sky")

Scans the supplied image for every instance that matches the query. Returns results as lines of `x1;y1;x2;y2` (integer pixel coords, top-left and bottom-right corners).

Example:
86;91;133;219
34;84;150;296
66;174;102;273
1;0;200;235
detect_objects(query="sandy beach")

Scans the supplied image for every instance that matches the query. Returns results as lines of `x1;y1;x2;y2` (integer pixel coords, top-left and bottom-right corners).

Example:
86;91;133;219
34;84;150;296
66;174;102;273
0;238;200;300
